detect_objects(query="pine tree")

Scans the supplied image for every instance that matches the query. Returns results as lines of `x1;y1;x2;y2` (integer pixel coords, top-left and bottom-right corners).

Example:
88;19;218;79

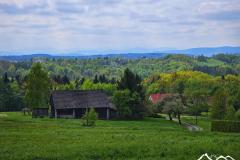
114;68;146;119
62;75;70;84
93;75;99;84
15;74;21;84
3;72;9;83
102;74;107;83
118;68;142;94
110;77;116;84
80;77;85;85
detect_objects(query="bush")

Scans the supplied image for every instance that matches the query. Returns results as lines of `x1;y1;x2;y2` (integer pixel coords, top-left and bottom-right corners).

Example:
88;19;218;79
211;120;240;133
82;108;98;126
149;113;164;119
225;105;236;120
210;89;228;120
235;109;240;120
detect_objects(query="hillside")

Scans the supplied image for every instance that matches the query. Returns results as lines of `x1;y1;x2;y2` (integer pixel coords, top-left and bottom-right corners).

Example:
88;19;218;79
1;54;240;80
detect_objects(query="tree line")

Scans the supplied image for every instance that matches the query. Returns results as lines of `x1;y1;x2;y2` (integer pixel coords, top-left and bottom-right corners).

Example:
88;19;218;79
1;61;240;123
1;54;240;82
144;71;240;124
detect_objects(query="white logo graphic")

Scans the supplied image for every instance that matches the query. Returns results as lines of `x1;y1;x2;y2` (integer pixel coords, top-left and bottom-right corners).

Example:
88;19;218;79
198;153;235;160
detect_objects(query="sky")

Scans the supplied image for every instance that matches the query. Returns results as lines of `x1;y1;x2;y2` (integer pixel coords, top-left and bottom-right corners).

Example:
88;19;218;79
0;0;239;54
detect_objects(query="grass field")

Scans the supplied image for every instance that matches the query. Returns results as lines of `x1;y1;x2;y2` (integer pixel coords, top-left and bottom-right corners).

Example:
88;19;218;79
181;115;211;131
0;112;239;160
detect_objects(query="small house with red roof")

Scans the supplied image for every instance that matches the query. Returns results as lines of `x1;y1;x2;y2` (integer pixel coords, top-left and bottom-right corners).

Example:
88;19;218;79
149;93;171;104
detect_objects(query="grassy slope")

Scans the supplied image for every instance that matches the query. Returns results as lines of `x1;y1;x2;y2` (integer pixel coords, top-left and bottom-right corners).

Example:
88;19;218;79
0;112;239;160
181;115;211;131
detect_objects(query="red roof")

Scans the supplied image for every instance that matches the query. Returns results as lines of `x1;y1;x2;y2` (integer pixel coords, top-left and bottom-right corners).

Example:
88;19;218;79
149;93;171;104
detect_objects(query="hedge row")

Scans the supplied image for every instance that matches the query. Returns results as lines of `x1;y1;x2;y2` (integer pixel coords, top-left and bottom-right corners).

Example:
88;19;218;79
211;120;240;133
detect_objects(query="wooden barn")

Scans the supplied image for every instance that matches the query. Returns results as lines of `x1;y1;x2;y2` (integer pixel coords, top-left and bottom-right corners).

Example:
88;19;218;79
50;90;116;120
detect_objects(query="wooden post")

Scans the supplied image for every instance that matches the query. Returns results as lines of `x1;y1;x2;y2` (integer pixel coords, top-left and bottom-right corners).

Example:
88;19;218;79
55;109;58;118
73;109;75;118
106;108;109;120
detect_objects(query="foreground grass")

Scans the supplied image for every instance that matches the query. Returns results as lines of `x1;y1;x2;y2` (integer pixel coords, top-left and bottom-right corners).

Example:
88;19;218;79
0;112;239;160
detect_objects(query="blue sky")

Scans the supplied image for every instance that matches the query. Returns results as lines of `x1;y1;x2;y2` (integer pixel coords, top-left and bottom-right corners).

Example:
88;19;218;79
0;0;239;54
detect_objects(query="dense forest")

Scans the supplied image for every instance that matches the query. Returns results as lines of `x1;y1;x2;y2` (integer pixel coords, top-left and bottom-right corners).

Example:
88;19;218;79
1;54;240;122
1;54;240;81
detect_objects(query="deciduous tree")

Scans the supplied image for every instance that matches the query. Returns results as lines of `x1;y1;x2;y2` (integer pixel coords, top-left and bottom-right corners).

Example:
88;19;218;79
210;88;228;120
25;63;50;110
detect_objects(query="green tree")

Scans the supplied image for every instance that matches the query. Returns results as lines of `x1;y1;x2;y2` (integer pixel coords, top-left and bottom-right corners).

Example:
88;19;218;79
82;108;98;126
113;90;132;119
232;90;240;111
235;109;240;120
161;99;174;121
224;105;236;120
210;88;228;120
25;63;50;110
0;78;25;111
185;88;208;125
7;64;16;77
3;72;9;83
93;75;99;83
0;79;9;111
81;79;94;90
114;68;146;119
129;91;146;119
62;75;70;84
173;79;185;95
118;68;143;96
172;95;185;125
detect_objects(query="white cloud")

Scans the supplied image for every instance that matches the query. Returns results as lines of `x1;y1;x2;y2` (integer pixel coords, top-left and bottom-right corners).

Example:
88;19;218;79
0;0;239;53
0;0;42;7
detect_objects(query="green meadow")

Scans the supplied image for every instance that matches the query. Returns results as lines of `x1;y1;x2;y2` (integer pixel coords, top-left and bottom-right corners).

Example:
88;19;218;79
0;112;239;160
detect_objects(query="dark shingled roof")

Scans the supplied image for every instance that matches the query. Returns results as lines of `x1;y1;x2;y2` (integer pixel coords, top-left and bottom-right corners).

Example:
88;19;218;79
51;90;116;110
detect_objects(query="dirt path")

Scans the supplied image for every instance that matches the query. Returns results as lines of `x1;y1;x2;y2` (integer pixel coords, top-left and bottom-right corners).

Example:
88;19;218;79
179;120;203;131
165;116;203;131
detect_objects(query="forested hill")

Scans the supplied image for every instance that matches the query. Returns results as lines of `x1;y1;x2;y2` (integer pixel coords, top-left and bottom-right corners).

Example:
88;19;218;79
0;53;168;62
1;54;240;80
1;46;240;61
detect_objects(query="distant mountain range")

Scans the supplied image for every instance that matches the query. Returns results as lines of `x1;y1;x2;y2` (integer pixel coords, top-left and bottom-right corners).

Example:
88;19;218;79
0;53;169;62
163;46;240;56
0;46;240;61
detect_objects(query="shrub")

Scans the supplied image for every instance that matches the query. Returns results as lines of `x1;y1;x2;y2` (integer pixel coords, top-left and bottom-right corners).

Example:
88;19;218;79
149;113;164;119
82;108;98;126
211;120;240;133
210;88;228;120
225;105;236;120
235;109;240;120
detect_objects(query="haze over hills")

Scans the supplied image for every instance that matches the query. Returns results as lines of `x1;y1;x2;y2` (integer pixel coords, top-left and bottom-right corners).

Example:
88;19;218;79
0;46;240;61
163;46;240;56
